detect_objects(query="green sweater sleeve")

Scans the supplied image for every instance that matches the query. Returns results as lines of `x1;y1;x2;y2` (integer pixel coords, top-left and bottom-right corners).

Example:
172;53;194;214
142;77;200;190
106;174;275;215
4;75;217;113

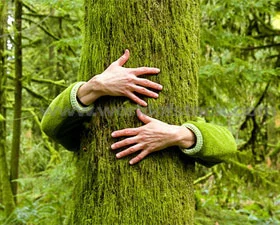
42;83;237;166
181;120;237;167
41;82;93;151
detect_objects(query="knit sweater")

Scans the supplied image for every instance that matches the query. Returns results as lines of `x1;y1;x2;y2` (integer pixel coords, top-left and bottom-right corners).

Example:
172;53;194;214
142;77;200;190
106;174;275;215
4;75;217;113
41;82;237;167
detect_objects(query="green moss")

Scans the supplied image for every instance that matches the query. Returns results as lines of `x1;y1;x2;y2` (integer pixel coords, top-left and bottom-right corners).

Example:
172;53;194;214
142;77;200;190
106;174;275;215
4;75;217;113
68;0;200;224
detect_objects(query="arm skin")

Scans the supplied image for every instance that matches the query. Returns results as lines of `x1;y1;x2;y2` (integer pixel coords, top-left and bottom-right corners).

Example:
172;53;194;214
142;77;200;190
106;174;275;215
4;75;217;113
41;50;162;151
77;49;162;107
111;109;237;167
41;49;237;166
111;109;196;165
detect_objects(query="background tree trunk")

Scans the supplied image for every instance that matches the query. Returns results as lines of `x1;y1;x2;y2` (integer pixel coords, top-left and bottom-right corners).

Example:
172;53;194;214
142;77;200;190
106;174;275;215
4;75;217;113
0;0;16;216
69;0;200;224
10;0;23;204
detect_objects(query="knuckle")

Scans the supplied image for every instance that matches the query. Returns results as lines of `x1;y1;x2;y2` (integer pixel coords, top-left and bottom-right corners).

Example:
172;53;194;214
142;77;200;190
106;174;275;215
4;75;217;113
141;67;146;72
142;79;149;86
138;134;145;142
128;147;135;153
136;154;143;161
122;140;128;146
142;142;147;148
127;76;134;82
146;148;152;153
139;87;146;93
124;89;130;95
131;96;138;102
138;67;146;74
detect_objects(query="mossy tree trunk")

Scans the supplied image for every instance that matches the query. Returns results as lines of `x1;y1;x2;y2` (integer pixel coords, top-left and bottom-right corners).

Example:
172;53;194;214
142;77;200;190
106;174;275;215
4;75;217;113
69;0;200;224
0;0;15;216
10;0;23;204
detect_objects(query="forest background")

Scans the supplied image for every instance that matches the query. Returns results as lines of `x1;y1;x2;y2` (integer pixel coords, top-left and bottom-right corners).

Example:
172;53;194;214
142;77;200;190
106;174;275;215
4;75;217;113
0;0;279;224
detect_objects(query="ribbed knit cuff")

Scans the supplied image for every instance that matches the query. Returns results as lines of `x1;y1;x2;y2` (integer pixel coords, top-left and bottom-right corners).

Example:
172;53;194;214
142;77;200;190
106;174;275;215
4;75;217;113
180;123;203;156
70;82;94;114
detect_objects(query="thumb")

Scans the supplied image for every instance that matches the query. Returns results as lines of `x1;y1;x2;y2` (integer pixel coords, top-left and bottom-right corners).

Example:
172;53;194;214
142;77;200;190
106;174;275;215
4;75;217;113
136;109;152;124
115;49;130;66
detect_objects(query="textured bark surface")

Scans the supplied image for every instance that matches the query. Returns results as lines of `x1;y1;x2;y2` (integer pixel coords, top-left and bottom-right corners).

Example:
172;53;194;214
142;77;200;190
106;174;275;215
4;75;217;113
69;0;200;224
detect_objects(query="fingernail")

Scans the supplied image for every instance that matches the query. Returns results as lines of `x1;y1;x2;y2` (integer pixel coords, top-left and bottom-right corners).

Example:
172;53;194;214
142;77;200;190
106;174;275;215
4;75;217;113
111;144;115;149
156;68;160;73
116;153;120;158
111;132;115;137
158;85;163;90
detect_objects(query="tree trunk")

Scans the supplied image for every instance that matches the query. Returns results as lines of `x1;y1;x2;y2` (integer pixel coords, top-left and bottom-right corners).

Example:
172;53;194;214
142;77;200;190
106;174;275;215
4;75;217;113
69;0;200;224
0;0;16;215
10;0;23;204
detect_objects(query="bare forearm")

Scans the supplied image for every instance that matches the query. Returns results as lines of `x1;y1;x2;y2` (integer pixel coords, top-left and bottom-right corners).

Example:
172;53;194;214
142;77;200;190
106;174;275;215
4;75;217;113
172;125;196;149
77;76;103;106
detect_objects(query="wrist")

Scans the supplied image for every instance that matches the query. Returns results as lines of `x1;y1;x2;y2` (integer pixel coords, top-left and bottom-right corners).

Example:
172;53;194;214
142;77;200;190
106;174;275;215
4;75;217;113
77;76;103;105
70;82;94;113
180;123;203;155
172;125;196;149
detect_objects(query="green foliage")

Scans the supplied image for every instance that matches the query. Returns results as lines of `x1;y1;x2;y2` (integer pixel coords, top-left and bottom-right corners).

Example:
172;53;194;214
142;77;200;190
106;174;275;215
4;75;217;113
0;113;4;121
195;1;280;223
24;0;83;14
1;151;75;225
1;0;279;224
1;0;83;222
194;162;280;224
200;0;280;158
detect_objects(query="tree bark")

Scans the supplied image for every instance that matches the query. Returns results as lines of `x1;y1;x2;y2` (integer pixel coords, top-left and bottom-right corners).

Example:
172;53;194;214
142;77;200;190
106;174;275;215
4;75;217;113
10;0;23;204
0;0;16;215
69;0;200;224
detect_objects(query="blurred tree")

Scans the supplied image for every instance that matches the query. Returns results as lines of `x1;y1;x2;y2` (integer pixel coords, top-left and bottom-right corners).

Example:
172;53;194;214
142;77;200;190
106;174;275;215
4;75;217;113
0;0;16;216
1;0;84;222
10;0;23;204
194;2;280;221
68;0;200;224
199;0;280;164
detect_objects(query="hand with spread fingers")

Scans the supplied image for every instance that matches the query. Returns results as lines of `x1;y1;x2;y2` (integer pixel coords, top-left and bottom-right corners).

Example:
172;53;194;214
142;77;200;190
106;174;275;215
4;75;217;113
77;49;162;106
42;49;237;166
111;109;196;165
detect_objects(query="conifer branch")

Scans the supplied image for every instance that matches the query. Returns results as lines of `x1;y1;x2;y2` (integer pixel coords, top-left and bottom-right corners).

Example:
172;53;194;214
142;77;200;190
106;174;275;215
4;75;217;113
22;17;59;40
23;86;50;103
268;141;280;158
31;77;66;87
193;172;214;185
241;43;280;51
228;159;277;188
24;13;74;21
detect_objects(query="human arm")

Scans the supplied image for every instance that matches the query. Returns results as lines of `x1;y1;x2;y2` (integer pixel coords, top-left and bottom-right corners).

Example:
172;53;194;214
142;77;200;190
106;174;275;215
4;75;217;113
76;49;162;107
41;82;93;151
41;50;162;151
111;109;237;166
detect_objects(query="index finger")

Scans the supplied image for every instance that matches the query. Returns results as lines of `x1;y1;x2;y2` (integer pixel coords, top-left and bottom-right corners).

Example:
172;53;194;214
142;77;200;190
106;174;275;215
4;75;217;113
129;67;160;76
111;127;139;138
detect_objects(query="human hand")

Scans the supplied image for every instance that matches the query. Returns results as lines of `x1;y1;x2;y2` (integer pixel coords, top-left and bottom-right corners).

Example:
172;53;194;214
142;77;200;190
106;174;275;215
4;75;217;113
77;49;162;106
111;109;196;165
